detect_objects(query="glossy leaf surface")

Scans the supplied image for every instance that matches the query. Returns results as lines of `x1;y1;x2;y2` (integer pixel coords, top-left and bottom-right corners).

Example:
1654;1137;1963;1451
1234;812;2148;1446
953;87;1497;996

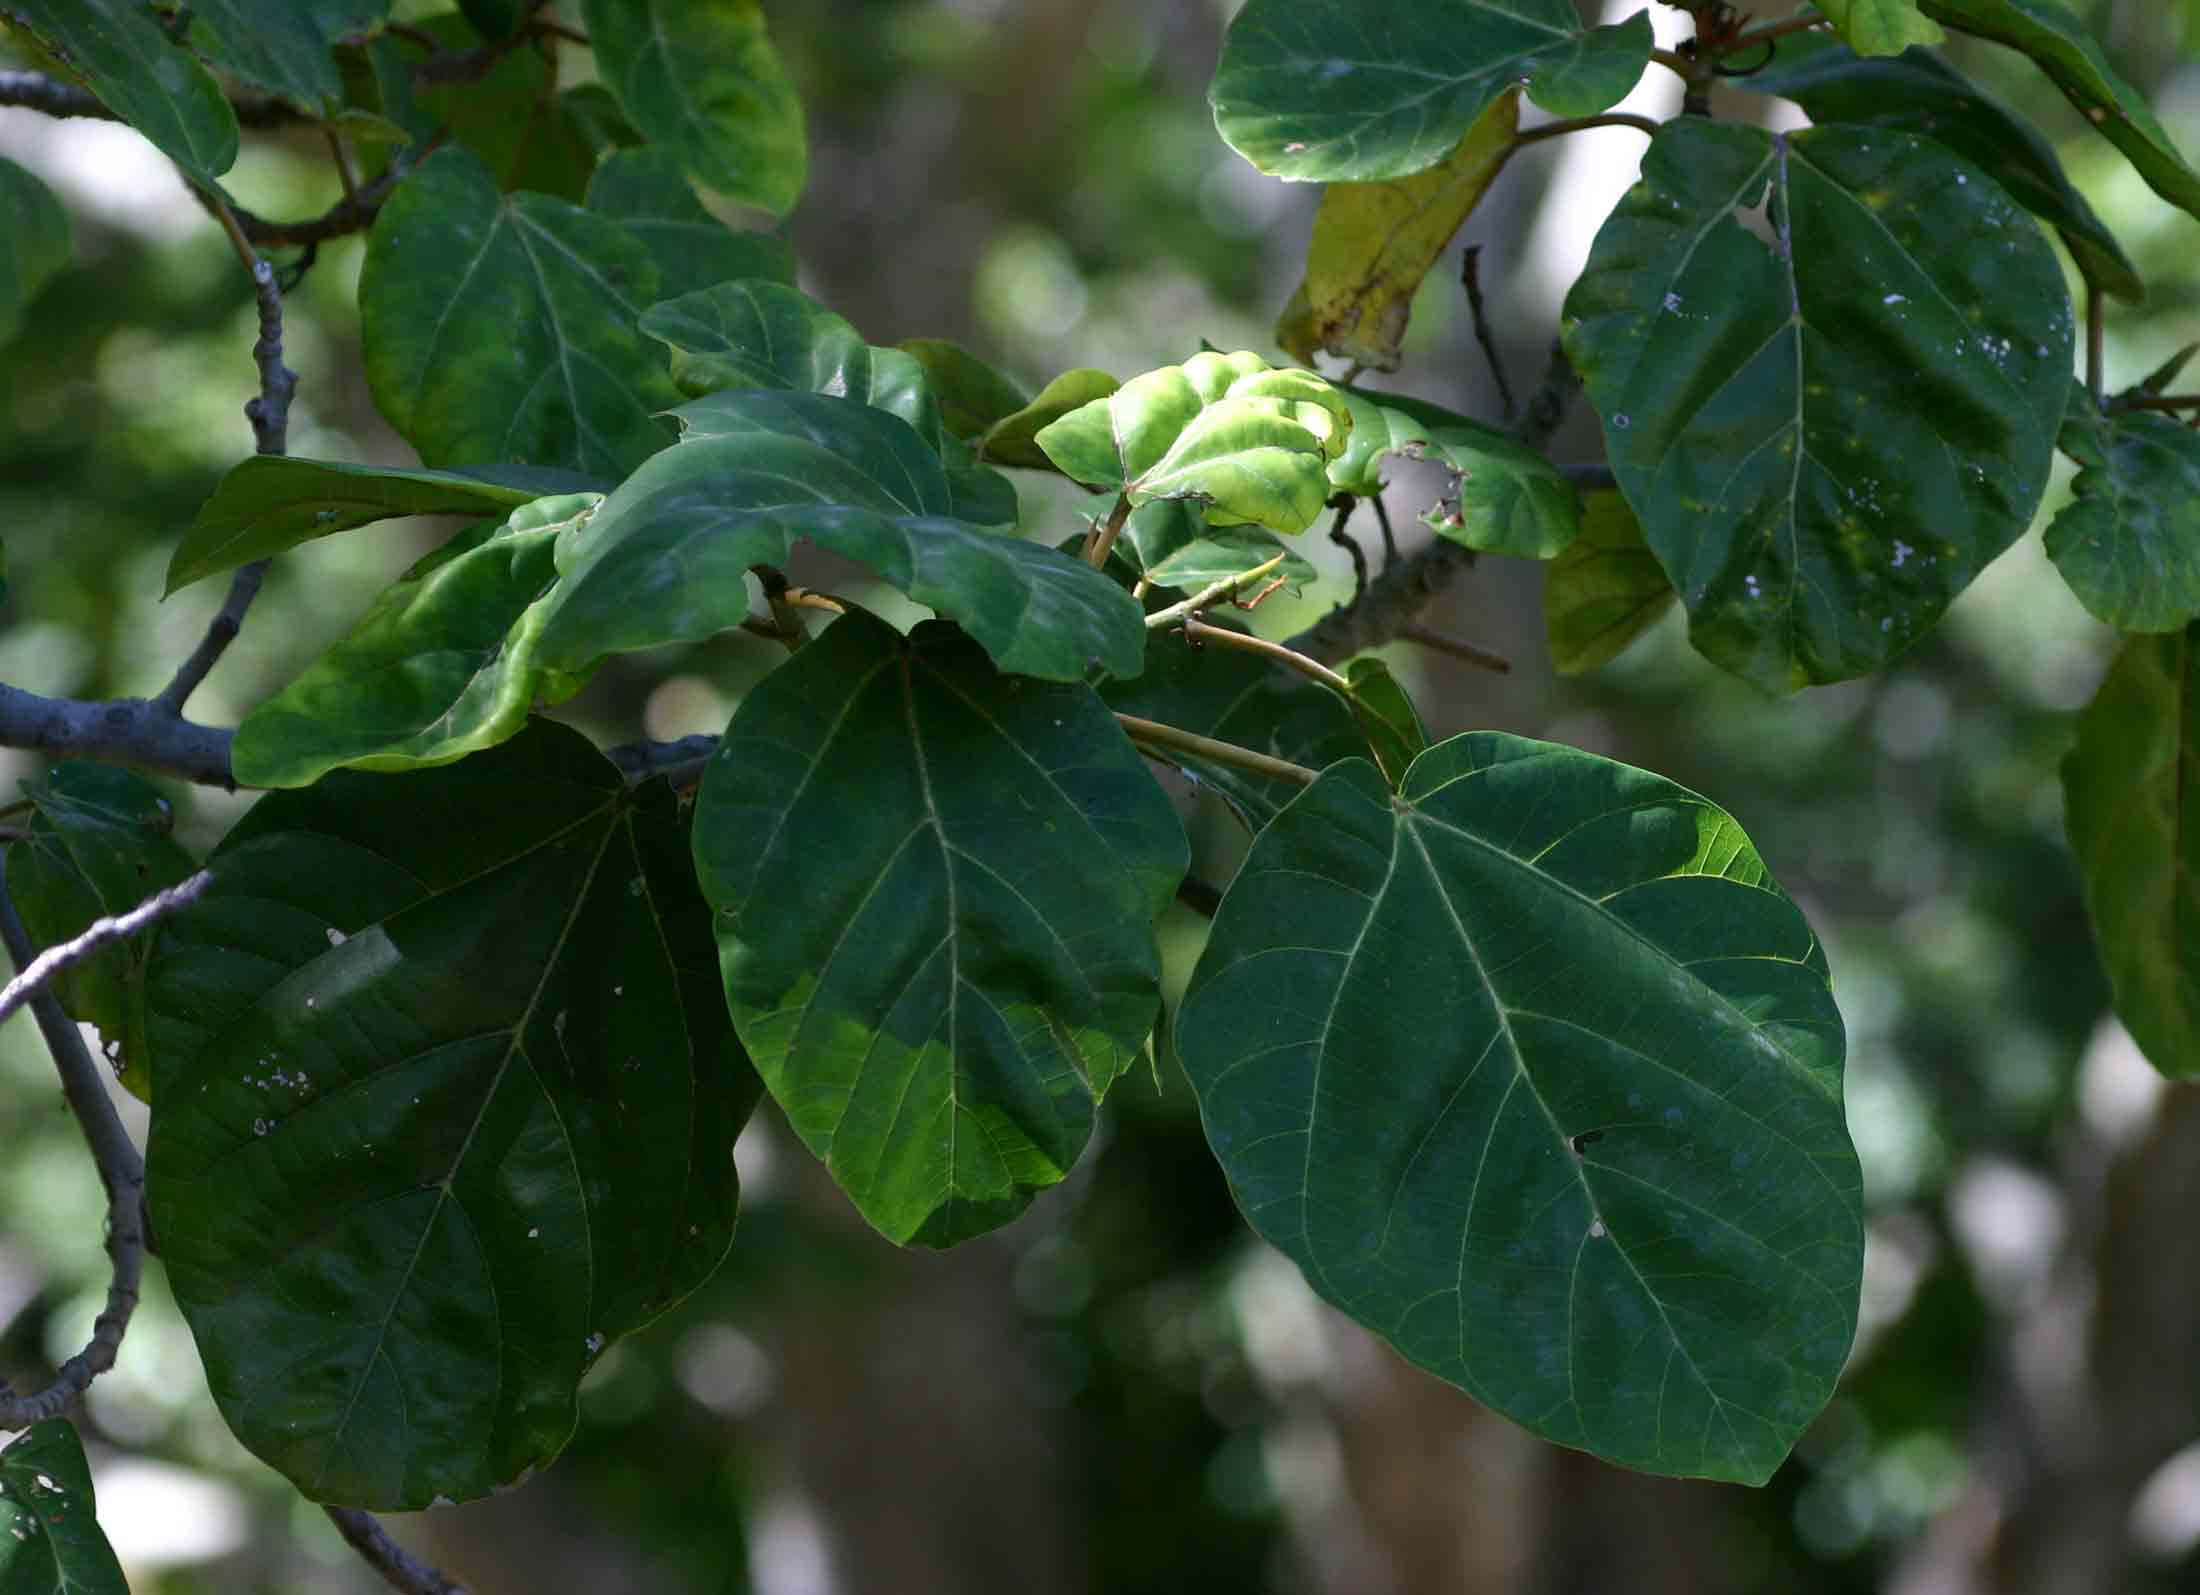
147;721;755;1507
1746;32;2140;301
185;0;385;109
1118;500;1314;593
358;15;596;197
3;0;237;184
2046;408;2200;633
1815;0;1944;54
4;764;196;1102
696;613;1187;1245
1564;121;2070;690
1177;735;1861;1481
1036;351;1351;534
899;341;1031;442
0;1420;128;1595
535;391;1140;682
1211;0;1649;182
1544;490;1676;674
1335;389;1577;557
977;369;1120;470
1283;92;1518;372
1338;656;1426;786
1920;0;2200;219
232;497;602;788
586;149;794;297
361;148;679;479
0;159;67;348
168;457;597;594
579;0;807;215
2065;629;2200;1076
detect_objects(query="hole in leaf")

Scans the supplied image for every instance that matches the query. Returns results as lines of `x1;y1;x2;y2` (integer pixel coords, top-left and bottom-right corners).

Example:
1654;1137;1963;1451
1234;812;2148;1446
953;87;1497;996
1730;181;1780;255
1570;1129;1605;1156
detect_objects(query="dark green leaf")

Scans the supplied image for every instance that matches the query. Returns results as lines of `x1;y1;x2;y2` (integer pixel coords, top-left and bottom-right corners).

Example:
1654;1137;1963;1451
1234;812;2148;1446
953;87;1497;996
1336;388;1578;558
1101;624;1362;830
1745;32;2141;302
167;456;599;594
696;612;1187;1245
1118;499;1315;593
4;764;196;1102
535;391;1140;682
1338;655;1426;784
0;1420;129;1594
899;340;1031;442
1211;0;1649;182
147;721;757;1507
1544;489;1677;674
1035;351;1352;534
0;157;67;348
977;368;1120;470
232;497;602;788
185;0;386;110
1919;0;2200;221
2046;410;2200;632
1563;121;2071;690
3;0;237;184
361;148;679;479
2065;628;2200;1077
357;15;597;197
579;0;807;216
1177;735;1860;1482
457;0;523;35
587;149;793;298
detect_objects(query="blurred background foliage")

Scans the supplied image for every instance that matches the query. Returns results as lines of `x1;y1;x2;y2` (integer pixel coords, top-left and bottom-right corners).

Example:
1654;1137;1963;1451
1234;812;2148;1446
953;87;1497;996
3;1;2200;1590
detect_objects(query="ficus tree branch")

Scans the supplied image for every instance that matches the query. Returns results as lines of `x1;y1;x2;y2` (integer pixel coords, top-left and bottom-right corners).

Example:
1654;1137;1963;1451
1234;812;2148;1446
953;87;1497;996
0;871;213;1031
323;1506;471;1595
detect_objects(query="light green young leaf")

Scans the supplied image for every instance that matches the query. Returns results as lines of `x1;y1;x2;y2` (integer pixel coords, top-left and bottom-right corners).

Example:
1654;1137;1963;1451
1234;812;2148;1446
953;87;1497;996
361;148;680;479
1117;499;1315;593
1544;490;1677;674
0;1419;130;1593
1211;0;1650;182
696;612;1187;1246
1178;734;1860;1482
3;0;237;184
587;148;794;298
232;496;604;788
1564;121;2071;690
1035;350;1353;534
1811;0;1945;55
2046;410;2200;633
147;721;758;1507
579;0;808;215
2065;628;2200;1077
0;157;67;348
978;368;1120;470
167;457;600;594
1333;388;1578;558
535;390;1140;683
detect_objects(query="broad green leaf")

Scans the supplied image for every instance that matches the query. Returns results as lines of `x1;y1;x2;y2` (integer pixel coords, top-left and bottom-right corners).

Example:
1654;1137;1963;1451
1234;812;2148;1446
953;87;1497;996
696;612;1187;1246
1544;490;1677;674
361;148;680;479
3;0;237;184
1563;121;2071;690
977;368;1120;470
1334;388;1578;558
2065;629;2200;1076
0;158;67;348
1746;32;2141;302
587;149;793;298
535;391;1141;683
0;1420;129;1594
147;721;758;1507
232;497;602;789
1118;499;1315;593
1101;623;1362;830
185;0;387;110
167;457;601;594
1177;734;1861;1482
1035;351;1352;534
1812;0;1945;54
4;764;195;1102
580;0;807;216
2045;410;2200;633
1338;655;1426;785
899;340;1031;442
458;0;523;34
1284;91;1520;372
1211;0;1650;183
1919;0;2200;220
355;15;598;197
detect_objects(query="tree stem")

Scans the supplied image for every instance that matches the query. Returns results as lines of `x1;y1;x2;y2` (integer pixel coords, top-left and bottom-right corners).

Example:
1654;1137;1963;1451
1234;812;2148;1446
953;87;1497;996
1113;713;1317;787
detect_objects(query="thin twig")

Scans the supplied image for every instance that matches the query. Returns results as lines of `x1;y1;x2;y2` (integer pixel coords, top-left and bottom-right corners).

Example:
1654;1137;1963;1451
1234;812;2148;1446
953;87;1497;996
1515;112;1663;145
1144;551;1290;630
0;70;307;127
1460;247;1517;421
323;1507;470;1595
0;872;213;1030
1370;494;1400;567
1401;624;1511;674
1327;495;1368;600
0;875;148;1433
1083;495;1134;568
606;734;717;792
2087;283;2107;409
154;563;267;716
1115;713;1318;787
2111;394;2200;413
1727;13;1828;52
1180;615;1353;695
1559;462;1617;492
